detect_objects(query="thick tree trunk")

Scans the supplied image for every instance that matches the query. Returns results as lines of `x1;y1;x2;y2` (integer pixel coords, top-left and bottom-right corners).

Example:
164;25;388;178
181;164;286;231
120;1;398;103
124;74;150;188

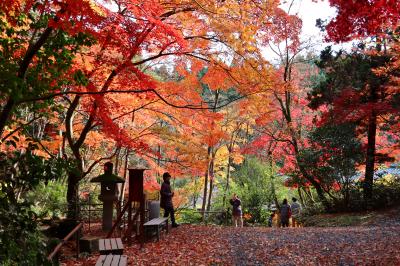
364;112;377;202
66;171;80;220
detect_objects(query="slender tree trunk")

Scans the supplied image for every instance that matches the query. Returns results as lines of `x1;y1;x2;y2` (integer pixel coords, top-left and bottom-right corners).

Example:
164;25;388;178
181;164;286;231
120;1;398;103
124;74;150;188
276;87;330;210
303;186;315;203
222;153;232;208
202;89;219;220
295;140;330;210
157;145;161;182
201;169;209;221
206;152;215;212
206;177;213;212
119;149;129;203
193;177;198;209
114;147;121;174
364;112;377;202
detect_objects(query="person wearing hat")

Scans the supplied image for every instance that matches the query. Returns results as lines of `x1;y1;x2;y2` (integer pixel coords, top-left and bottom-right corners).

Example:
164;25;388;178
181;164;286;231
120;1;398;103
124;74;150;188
160;172;179;228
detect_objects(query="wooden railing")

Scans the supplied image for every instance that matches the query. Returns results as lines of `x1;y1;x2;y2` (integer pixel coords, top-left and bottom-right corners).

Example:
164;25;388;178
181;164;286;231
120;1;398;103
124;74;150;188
47;222;83;262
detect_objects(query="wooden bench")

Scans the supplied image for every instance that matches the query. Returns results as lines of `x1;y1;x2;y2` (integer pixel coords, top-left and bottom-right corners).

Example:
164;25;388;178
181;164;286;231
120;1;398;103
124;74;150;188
95;255;127;266
99;238;124;255
143;217;169;241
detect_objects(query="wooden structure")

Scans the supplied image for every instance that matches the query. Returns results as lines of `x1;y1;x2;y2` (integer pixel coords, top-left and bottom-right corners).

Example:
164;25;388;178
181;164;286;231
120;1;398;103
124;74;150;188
99;238;124;255
95;255;128;266
107;169;147;247
143;217;169;241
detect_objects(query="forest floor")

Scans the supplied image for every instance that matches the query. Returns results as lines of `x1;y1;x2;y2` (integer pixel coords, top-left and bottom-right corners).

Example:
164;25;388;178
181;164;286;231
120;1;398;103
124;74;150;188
61;218;400;265
59;207;400;265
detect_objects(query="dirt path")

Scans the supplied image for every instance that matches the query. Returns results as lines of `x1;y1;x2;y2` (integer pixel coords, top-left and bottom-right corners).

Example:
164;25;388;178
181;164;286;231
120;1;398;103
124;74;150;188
62;225;400;265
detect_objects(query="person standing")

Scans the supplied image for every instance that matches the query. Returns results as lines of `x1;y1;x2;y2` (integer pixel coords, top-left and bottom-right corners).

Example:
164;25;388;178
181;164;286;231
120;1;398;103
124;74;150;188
229;194;243;227
279;198;291;227
291;197;302;227
160;172;179;228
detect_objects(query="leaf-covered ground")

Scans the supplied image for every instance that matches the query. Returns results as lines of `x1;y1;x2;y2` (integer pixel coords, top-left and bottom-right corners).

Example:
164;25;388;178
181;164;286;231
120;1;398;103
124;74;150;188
62;224;400;265
302;207;400;227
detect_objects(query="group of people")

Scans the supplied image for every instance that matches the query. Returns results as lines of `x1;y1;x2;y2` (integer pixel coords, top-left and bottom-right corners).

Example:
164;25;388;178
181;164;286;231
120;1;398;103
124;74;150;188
229;195;302;228
160;171;302;228
273;197;302;228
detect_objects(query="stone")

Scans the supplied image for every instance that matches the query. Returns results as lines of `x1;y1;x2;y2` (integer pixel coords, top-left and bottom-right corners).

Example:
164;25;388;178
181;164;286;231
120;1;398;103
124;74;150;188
79;236;99;253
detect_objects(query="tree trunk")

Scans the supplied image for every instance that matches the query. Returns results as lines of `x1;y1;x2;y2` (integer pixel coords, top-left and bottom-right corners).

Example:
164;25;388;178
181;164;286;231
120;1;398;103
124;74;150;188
114;147;121;175
201;169;209;222
222;154;232;208
206;152;216;212
193;177;198;209
364;111;377;202
296;147;331;210
66;171;80;220
206;177;213;212
302;187;314;203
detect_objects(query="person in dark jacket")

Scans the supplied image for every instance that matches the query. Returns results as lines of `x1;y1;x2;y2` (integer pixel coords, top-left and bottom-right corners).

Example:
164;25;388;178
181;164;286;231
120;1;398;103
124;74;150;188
160;172;179;227
280;198;291;227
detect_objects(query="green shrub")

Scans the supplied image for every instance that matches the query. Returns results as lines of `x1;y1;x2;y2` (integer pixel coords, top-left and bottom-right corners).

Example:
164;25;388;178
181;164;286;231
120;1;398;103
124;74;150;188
0;198;51;266
176;209;202;224
0;151;68;265
27;181;68;219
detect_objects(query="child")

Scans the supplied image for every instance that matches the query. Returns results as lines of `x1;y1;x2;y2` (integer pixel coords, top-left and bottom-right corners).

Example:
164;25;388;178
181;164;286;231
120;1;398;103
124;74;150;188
268;211;275;227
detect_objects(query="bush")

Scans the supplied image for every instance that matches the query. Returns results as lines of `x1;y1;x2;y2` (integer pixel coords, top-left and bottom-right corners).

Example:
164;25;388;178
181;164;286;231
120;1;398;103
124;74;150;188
299;202;326;217
176;209;202;224
0;150;68;265
327;178;400;212
27;181;68;219
299;176;400;220
370;179;400;209
0;198;51;266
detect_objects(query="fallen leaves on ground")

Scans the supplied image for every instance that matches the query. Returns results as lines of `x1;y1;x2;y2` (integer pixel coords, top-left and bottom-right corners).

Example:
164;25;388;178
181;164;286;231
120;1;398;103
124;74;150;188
61;224;400;265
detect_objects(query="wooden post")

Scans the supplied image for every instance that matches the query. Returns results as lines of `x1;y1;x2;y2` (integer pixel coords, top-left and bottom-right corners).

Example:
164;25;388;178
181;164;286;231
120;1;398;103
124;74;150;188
127;201;132;245
139;194;145;249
